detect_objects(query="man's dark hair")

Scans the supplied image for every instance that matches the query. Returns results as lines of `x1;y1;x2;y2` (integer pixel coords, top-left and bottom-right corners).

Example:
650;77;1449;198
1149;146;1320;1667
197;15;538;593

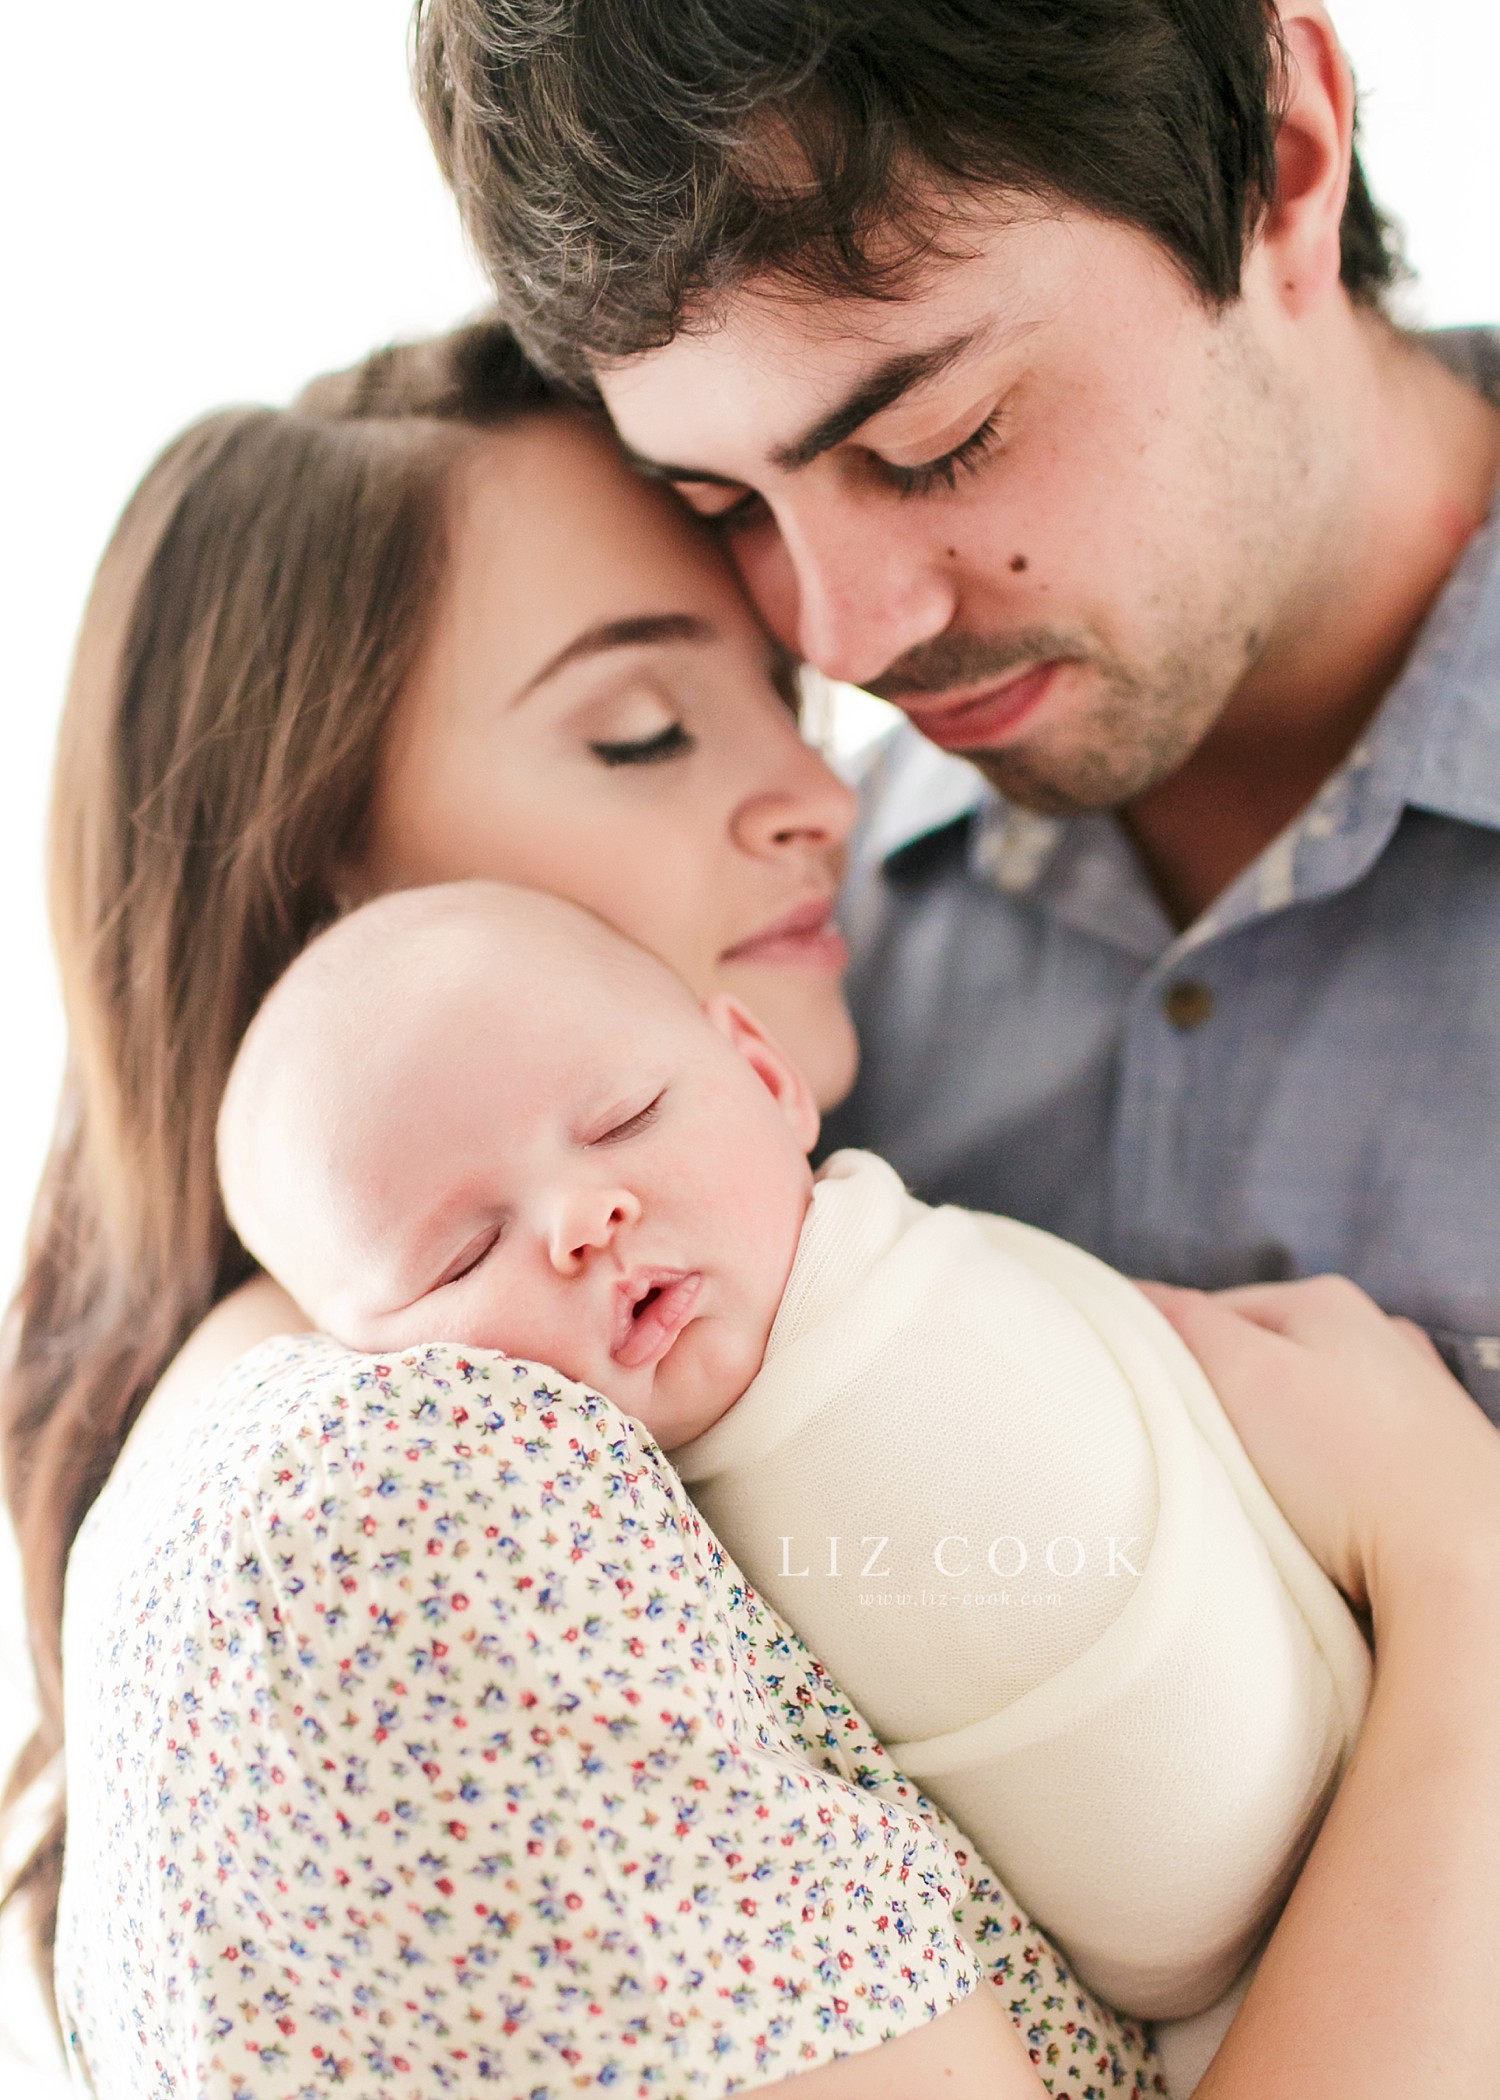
413;0;1401;387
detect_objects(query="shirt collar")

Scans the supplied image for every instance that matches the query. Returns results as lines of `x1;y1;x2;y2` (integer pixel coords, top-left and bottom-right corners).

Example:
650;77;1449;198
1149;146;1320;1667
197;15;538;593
853;724;991;866
1402;503;1500;829
1182;493;1500;951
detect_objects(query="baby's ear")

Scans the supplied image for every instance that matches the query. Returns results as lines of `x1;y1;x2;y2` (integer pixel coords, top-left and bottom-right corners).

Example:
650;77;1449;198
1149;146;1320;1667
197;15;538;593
702;994;821;1156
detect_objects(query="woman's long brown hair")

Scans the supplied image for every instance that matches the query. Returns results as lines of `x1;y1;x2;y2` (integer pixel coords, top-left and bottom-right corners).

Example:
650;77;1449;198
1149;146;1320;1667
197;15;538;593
0;318;556;1990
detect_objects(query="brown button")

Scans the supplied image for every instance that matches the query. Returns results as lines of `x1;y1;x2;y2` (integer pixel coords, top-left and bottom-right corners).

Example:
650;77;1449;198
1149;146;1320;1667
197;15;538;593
1163;980;1215;1031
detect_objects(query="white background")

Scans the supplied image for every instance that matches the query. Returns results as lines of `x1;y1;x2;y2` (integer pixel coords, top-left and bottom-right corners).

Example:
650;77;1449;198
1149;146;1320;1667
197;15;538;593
1;2;1497;2082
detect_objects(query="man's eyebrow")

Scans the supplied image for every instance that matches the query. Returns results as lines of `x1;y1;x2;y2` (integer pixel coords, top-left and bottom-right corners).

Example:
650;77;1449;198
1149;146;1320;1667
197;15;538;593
768;332;981;473
516;612;714;701
624;329;984;490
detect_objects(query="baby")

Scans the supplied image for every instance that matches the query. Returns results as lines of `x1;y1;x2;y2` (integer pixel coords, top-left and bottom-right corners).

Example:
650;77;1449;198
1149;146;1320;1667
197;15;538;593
219;880;1371;2082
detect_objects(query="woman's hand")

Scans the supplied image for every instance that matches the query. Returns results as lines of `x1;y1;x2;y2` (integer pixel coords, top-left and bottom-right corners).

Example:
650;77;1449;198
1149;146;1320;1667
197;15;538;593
1141;1275;1500;1623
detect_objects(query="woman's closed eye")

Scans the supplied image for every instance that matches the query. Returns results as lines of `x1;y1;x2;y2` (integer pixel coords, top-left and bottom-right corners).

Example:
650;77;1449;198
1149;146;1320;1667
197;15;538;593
669;478;768;534
588;720;696;766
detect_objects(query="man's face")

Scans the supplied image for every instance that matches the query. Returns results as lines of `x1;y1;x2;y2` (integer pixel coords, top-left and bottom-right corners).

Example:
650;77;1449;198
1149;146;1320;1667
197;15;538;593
598;200;1339;813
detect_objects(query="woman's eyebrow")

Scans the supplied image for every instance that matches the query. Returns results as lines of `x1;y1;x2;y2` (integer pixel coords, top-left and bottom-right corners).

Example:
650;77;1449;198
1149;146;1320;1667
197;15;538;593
627;454;745;491
516;612;714;701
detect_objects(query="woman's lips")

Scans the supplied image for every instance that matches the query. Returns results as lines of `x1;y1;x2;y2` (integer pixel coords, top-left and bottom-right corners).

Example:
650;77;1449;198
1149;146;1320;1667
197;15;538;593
612;1270;703;1370
720;895;849;971
900;660;1063;752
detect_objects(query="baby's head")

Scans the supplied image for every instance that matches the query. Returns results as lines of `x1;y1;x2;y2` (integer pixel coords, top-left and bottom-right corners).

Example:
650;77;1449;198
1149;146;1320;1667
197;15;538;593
218;882;819;1449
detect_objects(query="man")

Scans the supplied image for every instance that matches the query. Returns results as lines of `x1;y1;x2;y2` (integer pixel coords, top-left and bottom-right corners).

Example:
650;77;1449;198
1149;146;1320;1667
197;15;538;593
414;1;1500;1412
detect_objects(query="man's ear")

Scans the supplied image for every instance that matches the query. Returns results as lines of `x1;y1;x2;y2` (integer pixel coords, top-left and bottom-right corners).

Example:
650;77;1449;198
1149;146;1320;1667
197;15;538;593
1258;8;1357;315
703;993;821;1156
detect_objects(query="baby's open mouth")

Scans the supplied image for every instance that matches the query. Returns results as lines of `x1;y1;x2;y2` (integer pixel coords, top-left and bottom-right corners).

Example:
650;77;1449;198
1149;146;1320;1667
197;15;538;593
612;1270;703;1371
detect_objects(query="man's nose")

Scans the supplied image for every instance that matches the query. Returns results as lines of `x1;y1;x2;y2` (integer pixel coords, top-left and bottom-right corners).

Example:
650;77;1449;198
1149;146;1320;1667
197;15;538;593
546;1183;642;1276
768;498;960;692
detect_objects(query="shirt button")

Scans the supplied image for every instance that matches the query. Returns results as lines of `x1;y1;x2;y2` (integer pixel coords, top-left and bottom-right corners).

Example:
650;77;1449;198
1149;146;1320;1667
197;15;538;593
1163;980;1215;1031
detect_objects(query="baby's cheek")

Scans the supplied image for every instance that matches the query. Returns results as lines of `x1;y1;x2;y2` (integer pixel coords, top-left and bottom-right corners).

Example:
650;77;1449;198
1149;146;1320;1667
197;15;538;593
655;1325;751;1452
719;1267;787;1408
459;1282;593;1385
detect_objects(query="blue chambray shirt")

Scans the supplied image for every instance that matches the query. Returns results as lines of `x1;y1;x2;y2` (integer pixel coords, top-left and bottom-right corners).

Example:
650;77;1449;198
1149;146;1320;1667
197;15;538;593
824;330;1500;1420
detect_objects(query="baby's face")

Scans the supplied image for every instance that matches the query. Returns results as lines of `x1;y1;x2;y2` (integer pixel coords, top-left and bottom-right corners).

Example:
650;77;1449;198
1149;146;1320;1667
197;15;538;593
282;907;817;1449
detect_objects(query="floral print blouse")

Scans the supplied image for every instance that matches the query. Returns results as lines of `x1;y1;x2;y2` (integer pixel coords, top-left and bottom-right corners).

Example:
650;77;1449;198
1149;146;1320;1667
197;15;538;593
56;1337;1164;2099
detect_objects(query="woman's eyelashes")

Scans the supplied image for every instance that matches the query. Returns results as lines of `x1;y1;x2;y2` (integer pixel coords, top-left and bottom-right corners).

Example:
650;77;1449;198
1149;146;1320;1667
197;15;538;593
880;408;1005;499
588;721;697;767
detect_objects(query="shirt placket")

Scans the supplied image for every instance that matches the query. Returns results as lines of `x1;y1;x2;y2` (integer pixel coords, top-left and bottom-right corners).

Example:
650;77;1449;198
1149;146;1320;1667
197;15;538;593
1102;733;1412;1283
1107;933;1234;1282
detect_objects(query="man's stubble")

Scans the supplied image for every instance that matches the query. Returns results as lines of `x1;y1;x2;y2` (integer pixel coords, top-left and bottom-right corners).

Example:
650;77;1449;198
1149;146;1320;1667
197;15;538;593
871;305;1333;819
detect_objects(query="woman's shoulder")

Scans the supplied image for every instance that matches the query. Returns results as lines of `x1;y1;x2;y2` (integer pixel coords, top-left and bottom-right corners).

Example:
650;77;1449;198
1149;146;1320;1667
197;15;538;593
123;1272;309;1454
77;1336;686;1602
65;1336;744;1755
64;1332;908;1845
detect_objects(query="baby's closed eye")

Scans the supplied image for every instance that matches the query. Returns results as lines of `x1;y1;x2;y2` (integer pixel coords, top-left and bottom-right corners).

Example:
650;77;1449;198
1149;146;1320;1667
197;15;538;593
589;1090;666;1146
432;1223;505;1291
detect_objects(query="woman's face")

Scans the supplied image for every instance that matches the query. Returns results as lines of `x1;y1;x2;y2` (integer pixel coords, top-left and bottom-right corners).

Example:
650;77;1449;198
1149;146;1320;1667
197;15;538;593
354;414;860;1108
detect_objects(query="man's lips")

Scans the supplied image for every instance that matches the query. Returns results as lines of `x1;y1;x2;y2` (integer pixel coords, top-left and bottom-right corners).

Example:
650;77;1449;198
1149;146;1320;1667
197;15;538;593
719;895;848;971
612;1270;703;1370
896;660;1065;752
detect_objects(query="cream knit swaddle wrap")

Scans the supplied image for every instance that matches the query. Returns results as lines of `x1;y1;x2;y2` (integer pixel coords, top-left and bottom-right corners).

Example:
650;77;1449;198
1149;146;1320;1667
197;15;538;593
674;1150;1371;2022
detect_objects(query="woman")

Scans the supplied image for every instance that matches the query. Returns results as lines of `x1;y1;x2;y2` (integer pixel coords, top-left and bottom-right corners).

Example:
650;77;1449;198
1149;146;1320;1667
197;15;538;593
4;318;1499;2098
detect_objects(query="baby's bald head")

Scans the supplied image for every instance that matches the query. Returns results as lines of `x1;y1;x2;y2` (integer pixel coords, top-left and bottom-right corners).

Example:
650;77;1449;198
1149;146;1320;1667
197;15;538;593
218;881;710;1318
219;877;819;1441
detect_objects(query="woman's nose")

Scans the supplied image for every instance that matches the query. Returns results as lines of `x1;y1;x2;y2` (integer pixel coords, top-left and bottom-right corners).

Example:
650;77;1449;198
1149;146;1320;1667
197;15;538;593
732;733;858;862
546;1184;642;1276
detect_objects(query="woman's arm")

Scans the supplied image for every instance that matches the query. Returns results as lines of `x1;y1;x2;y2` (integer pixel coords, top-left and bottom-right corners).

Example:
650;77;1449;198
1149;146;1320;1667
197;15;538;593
770;1986;1043;2095
83;1342;1016;2098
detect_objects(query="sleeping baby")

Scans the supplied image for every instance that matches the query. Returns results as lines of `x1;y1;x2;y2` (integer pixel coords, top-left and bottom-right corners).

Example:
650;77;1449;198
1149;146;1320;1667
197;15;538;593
217;879;1372;2087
